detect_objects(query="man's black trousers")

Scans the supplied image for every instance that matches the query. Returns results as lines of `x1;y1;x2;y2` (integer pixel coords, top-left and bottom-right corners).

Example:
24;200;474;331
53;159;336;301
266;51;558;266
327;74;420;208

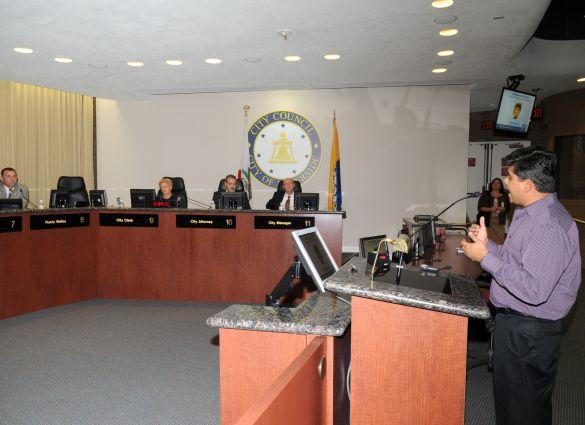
493;311;563;425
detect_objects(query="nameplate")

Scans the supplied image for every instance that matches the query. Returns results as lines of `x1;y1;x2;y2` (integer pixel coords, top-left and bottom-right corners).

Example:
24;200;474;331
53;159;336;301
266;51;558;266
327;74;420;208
0;216;23;233
99;213;159;227
30;213;90;230
176;215;236;229
254;216;315;230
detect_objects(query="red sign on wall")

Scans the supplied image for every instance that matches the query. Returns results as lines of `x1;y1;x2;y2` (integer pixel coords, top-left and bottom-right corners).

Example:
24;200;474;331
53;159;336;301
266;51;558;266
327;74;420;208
531;107;543;120
482;120;495;130
468;158;476;167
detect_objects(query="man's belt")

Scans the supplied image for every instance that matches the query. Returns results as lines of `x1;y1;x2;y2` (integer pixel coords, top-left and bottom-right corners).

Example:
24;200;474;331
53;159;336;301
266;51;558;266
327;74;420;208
494;307;558;323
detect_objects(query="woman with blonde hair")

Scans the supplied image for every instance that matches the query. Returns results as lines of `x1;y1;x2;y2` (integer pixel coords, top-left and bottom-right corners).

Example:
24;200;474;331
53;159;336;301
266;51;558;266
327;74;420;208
155;177;180;206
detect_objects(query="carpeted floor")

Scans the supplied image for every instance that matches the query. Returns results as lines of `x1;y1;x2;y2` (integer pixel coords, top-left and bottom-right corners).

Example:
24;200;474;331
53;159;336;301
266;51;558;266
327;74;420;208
1;284;583;425
0;300;226;425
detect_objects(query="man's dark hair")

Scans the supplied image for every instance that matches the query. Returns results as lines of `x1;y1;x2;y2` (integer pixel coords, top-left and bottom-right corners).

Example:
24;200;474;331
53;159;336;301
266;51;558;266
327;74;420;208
504;146;556;193
1;167;16;177
225;174;237;181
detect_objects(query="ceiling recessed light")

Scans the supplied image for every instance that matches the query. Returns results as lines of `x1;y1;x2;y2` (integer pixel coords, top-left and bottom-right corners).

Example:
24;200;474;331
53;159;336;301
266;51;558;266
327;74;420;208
577;77;585;83
14;47;34;54
437;50;454;56
324;54;341;60
126;61;144;67
439;28;459;36
433;15;458;24
432;68;447;73
205;58;222;64
165;60;183;66
284;55;301;62
432;0;453;8
54;57;72;63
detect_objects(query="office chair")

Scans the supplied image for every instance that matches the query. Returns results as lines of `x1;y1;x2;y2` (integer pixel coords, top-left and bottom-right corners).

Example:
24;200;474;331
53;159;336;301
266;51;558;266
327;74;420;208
276;180;302;192
157;176;188;208
57;176;89;207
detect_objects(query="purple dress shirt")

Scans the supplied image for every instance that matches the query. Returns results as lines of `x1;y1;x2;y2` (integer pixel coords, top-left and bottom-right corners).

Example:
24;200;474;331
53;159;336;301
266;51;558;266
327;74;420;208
480;193;581;320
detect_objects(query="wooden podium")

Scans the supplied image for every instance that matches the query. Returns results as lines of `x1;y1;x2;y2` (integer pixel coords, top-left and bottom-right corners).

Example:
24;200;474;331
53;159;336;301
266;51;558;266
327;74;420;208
350;296;468;424
325;257;489;424
207;292;351;425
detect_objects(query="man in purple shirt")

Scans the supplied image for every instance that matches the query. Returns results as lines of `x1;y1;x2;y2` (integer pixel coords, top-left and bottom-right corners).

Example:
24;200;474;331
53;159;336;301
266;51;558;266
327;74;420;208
461;146;581;425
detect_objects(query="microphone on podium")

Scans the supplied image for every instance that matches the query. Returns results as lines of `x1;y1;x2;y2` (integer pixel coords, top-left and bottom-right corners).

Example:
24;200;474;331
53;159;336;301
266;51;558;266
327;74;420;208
391;235;410;285
20;189;39;209
428;191;483;244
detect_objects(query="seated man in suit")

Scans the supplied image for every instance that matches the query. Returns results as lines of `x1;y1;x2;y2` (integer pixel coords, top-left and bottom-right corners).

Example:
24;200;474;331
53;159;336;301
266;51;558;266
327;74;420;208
0;167;29;208
266;178;298;211
212;174;250;209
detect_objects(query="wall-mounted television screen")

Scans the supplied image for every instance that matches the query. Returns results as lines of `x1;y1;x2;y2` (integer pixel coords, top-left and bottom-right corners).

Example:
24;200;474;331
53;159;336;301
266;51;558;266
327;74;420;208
494;88;536;138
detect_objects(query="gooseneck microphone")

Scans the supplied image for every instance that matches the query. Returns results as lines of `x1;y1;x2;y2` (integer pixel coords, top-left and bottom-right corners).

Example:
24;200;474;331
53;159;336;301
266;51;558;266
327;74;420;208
431;192;482;243
434;192;481;223
414;192;482;244
20;189;39;209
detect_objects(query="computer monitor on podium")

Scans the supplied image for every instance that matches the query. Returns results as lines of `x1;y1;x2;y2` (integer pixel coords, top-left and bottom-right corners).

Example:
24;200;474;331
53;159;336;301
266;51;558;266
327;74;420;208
130;189;155;208
291;227;338;292
295;193;319;211
50;190;70;208
0;199;23;211
359;234;387;257
220;192;246;209
89;190;107;207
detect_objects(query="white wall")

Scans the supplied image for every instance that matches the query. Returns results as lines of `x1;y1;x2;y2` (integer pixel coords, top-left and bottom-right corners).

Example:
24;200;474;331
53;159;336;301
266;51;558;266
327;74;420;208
97;86;470;250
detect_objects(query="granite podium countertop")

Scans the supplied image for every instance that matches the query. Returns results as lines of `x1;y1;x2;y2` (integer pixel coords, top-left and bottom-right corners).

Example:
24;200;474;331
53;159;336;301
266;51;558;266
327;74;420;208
207;291;351;337
325;258;490;320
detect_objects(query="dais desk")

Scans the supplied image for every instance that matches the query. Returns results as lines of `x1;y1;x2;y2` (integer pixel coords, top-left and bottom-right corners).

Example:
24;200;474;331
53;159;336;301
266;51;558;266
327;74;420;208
0;208;344;319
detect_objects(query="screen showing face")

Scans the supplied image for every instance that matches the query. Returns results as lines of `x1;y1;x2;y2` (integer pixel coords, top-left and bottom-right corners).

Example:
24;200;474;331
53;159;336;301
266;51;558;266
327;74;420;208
495;88;536;134
298;232;337;281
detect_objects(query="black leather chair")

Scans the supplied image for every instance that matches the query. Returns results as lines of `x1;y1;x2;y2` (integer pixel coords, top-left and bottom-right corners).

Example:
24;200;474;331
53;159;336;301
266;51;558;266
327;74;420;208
217;178;245;193
57;176;89;207
157;176;188;208
276;180;302;192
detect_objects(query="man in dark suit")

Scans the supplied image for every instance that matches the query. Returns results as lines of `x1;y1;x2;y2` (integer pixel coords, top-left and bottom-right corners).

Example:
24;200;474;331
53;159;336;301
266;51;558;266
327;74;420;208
266;178;297;210
0;167;29;208
212;174;250;209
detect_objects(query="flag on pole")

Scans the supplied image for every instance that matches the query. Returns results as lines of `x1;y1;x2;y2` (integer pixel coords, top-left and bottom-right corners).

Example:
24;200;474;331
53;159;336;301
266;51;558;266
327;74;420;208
238;105;252;199
328;111;342;211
